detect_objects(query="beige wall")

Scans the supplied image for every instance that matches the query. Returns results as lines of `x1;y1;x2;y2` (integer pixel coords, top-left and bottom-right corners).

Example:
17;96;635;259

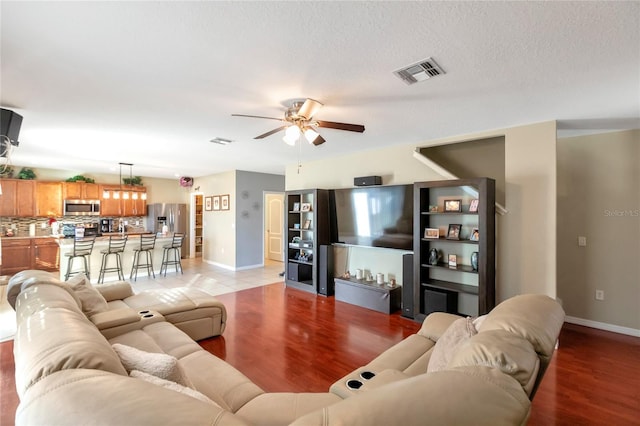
285;120;558;302
194;171;236;269
557;129;640;330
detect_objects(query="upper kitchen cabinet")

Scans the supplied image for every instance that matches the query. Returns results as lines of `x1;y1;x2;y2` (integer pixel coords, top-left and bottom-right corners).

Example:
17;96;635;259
121;186;147;216
36;181;63;217
100;184;122;216
0;179;35;217
63;182;100;199
100;184;146;216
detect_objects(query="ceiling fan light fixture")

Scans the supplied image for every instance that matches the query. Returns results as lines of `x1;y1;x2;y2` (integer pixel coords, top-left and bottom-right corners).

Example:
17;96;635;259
304;128;320;144
283;125;301;145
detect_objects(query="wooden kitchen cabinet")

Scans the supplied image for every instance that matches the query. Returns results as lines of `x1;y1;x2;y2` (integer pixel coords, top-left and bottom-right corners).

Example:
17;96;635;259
0;237;60;275
99;185;122;216
122;187;147;216
0;179;35;217
0;238;32;275
100;185;146;217
36;182;63;217
63;182;100;200
33;238;60;271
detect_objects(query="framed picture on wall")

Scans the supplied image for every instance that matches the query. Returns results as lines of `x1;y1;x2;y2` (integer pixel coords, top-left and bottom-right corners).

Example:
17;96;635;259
221;194;230;211
205;196;213;211
213;196;221;211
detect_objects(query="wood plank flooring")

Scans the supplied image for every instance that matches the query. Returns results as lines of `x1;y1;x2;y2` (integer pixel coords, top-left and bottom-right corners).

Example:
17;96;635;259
1;282;639;425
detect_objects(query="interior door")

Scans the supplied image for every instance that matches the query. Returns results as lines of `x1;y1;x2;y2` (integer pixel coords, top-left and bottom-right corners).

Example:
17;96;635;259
265;193;284;262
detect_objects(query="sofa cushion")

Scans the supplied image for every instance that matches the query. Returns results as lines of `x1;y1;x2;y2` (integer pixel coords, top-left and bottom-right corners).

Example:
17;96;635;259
130;370;218;405
95;280;134;301
66;274;109;317
448;329;541;396
112;343;193;387
427;316;477;373
7;270;81;311
13;285;127;397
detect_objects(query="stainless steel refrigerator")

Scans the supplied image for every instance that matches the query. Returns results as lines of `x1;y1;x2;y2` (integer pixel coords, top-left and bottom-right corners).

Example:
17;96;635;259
147;203;188;258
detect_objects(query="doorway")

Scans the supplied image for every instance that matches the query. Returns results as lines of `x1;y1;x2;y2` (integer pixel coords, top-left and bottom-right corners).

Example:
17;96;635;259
190;192;204;259
264;192;284;262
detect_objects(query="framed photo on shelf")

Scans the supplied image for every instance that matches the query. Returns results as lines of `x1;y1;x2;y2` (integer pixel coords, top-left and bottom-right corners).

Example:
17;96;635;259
470;227;479;241
448;254;457;268
429;205;439;213
444;199;462;212
293;202;300;212
221;194;230;211
301;202;311;212
446;224;462;240
303;219;312;229
205;196;213;211
212;196;221;211
424;228;440;239
469;199;479;213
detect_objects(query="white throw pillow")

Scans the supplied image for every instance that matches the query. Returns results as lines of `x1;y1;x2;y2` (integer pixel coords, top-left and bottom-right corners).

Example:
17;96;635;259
112;343;193;388
427;317;478;373
130;370;218;406
66;274;108;317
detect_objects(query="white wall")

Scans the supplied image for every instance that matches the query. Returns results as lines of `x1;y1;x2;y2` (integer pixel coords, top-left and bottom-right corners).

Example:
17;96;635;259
285;120;558;302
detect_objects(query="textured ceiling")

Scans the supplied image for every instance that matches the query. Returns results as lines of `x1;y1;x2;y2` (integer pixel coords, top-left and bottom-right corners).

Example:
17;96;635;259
1;1;639;179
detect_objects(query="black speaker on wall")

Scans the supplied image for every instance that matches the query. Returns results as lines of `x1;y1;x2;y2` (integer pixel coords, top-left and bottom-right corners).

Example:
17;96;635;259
1;108;23;146
318;244;334;296
401;253;414;318
354;175;382;186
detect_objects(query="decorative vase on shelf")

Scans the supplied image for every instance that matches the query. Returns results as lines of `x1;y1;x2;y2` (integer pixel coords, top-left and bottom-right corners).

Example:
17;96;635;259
428;248;439;266
471;252;479;271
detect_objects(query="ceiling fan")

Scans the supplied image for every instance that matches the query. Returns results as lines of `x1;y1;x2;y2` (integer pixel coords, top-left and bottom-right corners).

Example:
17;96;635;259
232;98;365;146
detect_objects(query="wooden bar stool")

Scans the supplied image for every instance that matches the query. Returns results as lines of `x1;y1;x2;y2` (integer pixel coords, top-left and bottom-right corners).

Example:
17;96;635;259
160;233;184;276
63;236;96;281
129;234;157;281
98;235;128;283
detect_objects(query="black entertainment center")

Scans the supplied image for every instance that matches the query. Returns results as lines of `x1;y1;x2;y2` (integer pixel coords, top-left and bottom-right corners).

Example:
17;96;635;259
284;178;496;319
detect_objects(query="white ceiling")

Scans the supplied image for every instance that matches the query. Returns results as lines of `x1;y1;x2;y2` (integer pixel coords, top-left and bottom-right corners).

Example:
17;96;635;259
1;1;639;179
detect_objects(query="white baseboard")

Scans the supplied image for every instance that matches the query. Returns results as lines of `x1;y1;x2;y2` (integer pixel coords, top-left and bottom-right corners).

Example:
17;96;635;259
565;316;640;337
202;260;264;272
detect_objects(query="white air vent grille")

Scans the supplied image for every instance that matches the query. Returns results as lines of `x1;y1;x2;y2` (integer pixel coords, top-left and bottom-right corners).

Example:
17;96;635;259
394;57;445;85
210;137;232;145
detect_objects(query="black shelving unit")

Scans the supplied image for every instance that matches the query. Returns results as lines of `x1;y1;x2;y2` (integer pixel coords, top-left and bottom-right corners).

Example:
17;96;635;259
413;178;496;320
284;189;330;294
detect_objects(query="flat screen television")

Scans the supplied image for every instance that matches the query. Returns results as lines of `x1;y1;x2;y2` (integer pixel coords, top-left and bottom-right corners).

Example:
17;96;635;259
331;184;413;250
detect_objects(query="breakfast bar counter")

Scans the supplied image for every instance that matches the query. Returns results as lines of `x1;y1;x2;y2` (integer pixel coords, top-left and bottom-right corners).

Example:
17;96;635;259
57;235;179;283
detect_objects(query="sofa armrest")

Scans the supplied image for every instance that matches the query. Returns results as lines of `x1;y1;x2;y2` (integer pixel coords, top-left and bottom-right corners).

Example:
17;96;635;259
96;281;134;302
90;308;141;330
417;312;462;342
293;367;531;426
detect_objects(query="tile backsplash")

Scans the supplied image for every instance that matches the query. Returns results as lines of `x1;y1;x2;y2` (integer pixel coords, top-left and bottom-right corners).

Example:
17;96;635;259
0;216;146;237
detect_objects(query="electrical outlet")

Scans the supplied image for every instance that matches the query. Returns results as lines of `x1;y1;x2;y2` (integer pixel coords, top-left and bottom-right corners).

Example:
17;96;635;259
578;236;587;246
595;290;604;301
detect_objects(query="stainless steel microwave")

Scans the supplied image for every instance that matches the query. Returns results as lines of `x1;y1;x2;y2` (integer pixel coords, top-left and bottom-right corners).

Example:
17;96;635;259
63;199;100;216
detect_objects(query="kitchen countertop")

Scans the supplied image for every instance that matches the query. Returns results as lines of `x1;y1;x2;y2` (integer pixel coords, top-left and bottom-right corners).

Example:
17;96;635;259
1;231;154;240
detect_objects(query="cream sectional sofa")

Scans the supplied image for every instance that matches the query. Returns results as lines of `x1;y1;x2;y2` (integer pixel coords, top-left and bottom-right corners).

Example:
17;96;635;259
9;270;564;426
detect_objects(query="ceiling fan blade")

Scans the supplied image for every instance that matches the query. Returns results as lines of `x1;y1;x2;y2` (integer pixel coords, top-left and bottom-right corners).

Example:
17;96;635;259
232;114;284;122
255;126;288;139
296;99;323;120
316;120;365;133
311;134;326;146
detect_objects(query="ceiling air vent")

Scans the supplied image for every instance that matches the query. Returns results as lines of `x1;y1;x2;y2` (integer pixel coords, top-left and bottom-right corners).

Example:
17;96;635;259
210;137;232;145
394;57;445;85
